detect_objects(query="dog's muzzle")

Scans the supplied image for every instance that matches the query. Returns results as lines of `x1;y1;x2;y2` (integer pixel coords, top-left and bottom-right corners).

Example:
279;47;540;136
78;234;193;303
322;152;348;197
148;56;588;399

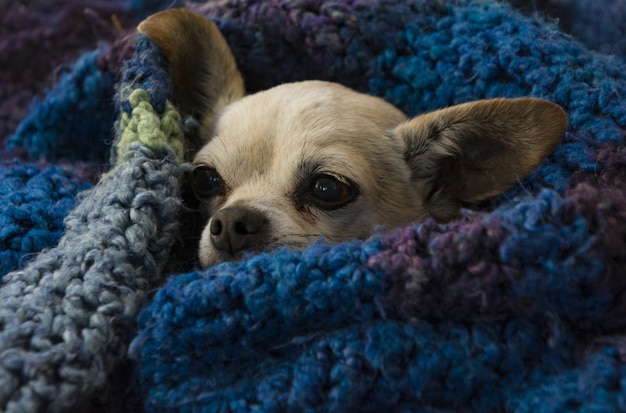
209;206;269;256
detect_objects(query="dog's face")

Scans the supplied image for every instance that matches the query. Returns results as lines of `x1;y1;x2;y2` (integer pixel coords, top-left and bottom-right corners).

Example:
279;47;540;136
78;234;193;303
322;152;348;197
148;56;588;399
192;81;419;265
139;9;567;267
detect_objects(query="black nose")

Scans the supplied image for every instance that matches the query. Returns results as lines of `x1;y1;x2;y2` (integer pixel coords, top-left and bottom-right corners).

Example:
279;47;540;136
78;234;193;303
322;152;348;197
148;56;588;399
209;207;268;255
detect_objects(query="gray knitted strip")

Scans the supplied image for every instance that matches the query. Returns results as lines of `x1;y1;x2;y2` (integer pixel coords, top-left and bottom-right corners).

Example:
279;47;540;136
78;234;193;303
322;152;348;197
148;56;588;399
0;143;182;412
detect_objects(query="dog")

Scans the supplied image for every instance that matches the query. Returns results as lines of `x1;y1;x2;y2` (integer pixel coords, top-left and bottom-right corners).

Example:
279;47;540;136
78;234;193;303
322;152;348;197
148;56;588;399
138;9;567;267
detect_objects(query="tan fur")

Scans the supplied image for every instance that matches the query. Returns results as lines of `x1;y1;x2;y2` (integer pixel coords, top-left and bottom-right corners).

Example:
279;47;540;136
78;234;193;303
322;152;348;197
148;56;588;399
138;9;567;267
395;98;567;220
138;9;244;158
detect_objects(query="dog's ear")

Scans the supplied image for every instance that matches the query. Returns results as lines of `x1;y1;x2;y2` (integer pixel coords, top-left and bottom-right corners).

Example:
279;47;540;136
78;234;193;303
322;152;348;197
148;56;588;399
138;9;244;155
394;98;567;220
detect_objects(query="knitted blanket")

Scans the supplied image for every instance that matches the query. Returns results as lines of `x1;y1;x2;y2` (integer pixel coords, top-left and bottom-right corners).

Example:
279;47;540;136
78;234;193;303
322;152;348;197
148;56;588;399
1;1;625;412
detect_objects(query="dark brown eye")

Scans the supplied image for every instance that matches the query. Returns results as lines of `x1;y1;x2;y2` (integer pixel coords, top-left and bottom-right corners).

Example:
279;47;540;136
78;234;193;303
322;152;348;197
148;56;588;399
307;174;357;210
192;166;225;199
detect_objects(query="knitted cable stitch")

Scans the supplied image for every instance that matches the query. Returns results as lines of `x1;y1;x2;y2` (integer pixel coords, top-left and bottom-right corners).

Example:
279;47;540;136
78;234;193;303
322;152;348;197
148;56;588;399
0;0;625;412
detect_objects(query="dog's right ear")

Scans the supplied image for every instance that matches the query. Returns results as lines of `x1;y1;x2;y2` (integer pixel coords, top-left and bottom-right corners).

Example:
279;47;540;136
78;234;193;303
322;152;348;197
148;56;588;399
393;98;567;221
138;9;244;155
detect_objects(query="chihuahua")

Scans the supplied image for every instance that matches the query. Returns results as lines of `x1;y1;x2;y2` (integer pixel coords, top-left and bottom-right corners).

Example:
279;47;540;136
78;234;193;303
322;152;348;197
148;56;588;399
138;9;567;267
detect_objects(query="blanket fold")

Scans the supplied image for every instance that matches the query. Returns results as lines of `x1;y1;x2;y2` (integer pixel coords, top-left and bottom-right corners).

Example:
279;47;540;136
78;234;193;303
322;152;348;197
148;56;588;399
0;1;625;412
0;35;184;412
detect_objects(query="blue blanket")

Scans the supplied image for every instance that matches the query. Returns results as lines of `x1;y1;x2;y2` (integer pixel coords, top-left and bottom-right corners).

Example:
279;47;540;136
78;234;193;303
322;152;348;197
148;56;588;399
1;1;625;412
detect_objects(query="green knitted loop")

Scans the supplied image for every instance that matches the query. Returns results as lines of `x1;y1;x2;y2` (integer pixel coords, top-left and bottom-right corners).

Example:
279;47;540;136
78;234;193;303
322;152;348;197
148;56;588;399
116;89;184;162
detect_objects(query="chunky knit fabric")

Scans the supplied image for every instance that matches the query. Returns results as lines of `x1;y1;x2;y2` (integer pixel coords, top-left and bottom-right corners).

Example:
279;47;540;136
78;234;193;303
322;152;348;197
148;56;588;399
512;0;626;56
1;1;625;412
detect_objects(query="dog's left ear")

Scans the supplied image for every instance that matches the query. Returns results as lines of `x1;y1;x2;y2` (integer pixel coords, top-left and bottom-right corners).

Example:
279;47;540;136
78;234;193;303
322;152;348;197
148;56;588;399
138;9;245;156
394;98;567;220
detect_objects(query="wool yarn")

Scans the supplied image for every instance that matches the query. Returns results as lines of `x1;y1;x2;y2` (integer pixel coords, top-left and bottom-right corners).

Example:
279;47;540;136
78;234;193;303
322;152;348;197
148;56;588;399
0;36;184;412
0;0;176;150
6;51;117;163
0;0;625;412
512;0;626;56
130;1;626;412
0;161;92;278
132;188;626;412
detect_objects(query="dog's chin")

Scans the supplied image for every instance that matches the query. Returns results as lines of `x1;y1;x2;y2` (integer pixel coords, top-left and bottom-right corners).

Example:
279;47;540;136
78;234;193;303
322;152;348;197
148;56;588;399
199;248;244;268
198;238;309;268
199;242;275;268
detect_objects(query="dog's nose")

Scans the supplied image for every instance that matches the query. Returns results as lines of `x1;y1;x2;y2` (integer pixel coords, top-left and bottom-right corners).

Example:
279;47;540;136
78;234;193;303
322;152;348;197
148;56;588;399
209;206;268;255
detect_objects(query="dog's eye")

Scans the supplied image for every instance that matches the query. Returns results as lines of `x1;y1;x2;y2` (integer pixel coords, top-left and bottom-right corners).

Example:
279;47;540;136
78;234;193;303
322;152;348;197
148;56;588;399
192;166;225;199
307;174;357;210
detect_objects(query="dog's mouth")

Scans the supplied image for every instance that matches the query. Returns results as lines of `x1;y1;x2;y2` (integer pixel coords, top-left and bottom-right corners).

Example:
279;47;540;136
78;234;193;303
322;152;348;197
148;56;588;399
200;249;243;268
200;240;277;268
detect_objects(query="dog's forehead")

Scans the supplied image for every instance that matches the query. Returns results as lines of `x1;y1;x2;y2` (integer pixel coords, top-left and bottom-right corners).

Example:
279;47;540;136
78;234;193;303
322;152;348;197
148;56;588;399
195;81;407;184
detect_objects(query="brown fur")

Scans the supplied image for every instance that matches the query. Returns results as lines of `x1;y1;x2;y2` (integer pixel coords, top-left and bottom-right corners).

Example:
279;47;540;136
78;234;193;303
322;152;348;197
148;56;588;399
138;9;567;267
396;98;567;219
138;9;244;156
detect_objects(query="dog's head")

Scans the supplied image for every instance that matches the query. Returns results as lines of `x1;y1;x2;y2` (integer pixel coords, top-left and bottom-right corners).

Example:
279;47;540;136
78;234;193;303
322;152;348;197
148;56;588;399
139;9;567;267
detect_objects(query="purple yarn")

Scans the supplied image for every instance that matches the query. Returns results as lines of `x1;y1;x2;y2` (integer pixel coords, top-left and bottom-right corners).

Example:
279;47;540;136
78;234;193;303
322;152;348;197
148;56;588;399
1;1;124;147
0;0;176;152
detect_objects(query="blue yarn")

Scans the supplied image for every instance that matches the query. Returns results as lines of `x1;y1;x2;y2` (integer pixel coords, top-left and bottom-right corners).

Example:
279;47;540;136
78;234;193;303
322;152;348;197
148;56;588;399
129;0;206;18
515;0;626;57
0;161;92;278
135;288;577;412
367;1;626;143
6;51;115;163
118;36;172;117
496;190;610;322
131;181;621;411
513;346;626;412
